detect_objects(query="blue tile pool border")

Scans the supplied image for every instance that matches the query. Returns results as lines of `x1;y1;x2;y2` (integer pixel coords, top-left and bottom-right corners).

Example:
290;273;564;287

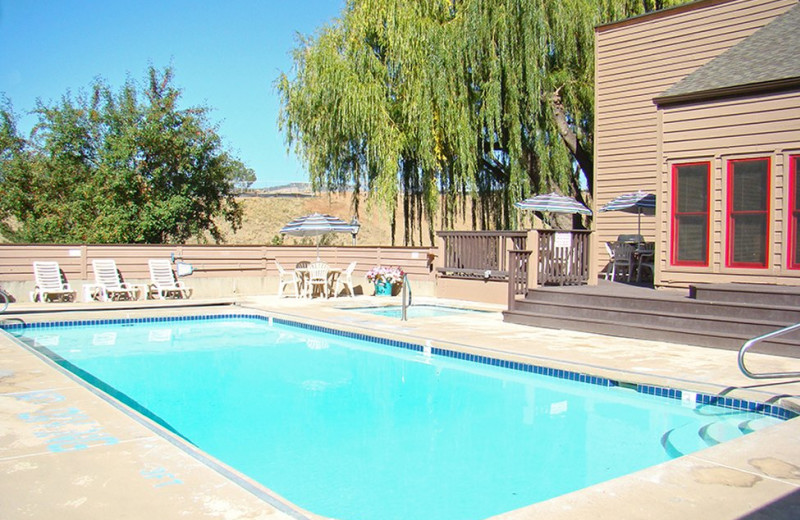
3;312;796;421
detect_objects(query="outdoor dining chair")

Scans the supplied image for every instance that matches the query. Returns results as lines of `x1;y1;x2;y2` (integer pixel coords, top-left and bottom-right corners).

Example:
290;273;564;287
306;262;330;298
335;261;357;297
275;260;300;298
635;243;655;283
609;242;635;282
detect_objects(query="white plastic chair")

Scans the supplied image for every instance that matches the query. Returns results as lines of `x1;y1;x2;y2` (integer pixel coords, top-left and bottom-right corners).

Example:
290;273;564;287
335;261;357;297
30;261;77;302
148;259;192;299
91;259;138;301
306;262;330;298
275;261;300;298
604;242;615;280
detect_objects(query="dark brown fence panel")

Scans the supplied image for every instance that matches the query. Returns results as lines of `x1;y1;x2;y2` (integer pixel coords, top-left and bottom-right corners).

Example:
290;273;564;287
437;231;528;280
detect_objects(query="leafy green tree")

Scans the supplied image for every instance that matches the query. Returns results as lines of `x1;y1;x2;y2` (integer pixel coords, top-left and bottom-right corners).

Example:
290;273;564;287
278;0;685;244
0;67;245;243
228;158;257;193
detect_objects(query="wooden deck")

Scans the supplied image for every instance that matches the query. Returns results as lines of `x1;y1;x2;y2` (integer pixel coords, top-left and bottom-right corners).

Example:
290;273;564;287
504;280;800;358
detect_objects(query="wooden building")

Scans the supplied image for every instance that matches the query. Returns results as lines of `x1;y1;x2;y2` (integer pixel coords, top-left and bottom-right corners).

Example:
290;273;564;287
594;0;800;287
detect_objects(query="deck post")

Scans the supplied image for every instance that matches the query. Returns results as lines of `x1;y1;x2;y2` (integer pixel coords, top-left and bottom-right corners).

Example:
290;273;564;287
527;230;539;288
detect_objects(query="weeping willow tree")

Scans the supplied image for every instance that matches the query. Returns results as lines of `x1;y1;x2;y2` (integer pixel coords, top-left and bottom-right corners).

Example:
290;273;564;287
278;0;684;245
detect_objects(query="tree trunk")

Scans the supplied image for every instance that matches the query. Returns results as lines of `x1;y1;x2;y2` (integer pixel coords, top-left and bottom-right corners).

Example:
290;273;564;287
548;91;594;193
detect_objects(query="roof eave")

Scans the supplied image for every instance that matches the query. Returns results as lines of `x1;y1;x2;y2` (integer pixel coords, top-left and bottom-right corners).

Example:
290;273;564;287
654;77;800;107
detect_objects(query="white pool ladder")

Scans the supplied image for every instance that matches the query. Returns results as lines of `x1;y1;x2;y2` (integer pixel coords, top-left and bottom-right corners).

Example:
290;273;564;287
738;322;800;379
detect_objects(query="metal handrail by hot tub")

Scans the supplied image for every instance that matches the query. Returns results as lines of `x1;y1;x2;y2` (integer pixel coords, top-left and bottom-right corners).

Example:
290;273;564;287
738;322;800;379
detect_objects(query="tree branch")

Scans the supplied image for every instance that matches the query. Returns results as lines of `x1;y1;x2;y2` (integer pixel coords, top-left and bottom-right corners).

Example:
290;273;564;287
547;89;594;192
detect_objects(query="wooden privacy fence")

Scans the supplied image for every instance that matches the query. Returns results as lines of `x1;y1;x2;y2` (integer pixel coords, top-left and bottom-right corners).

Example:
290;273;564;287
436;231;528;280
537;230;591;286
0;244;435;282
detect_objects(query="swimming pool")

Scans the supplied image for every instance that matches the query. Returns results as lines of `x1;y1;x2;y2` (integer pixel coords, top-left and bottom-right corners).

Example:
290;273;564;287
347;304;490;319
11;315;792;520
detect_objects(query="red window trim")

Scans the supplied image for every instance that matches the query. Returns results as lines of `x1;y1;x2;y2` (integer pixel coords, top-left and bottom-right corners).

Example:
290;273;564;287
789;155;800;269
670;161;710;267
725;157;770;269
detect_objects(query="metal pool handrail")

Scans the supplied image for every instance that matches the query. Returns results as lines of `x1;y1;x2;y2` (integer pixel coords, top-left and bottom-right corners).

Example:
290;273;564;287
738;322;800;379
401;274;412;321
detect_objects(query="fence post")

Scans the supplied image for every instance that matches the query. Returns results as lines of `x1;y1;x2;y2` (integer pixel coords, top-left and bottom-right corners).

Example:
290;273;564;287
526;230;539;288
587;229;598;285
79;244;88;280
507;251;517;310
435;235;445;272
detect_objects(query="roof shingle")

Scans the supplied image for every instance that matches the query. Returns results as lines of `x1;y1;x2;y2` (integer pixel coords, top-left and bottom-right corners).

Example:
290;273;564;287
657;2;800;102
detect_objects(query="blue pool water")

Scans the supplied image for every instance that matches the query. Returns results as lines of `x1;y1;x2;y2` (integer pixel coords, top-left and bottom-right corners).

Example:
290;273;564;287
348;304;488;318
15;316;788;520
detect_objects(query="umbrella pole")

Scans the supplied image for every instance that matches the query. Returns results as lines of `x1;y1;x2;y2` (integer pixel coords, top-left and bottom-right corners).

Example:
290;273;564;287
638;208;642;236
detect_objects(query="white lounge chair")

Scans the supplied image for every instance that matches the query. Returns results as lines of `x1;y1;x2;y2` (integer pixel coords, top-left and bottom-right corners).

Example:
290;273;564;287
91;259;139;301
335;261;357;297
275;261;300;298
30;261;77;302
148;259;192;299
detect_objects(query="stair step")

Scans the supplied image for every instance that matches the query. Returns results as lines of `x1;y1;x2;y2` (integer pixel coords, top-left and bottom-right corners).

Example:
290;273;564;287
661;423;708;458
524;290;800;323
502;310;800;357
506;281;800;357
691;283;800;307
510;299;794;337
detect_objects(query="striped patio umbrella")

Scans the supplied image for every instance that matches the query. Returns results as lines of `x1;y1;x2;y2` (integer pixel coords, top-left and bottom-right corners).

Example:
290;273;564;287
599;191;656;235
514;192;593;215
280;213;355;259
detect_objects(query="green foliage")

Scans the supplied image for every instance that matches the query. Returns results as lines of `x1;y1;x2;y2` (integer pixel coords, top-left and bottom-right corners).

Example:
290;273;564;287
0;67;246;243
278;0;686;243
229;158;257;192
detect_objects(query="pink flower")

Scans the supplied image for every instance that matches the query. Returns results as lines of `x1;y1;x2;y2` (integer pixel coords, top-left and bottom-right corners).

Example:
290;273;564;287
366;266;405;285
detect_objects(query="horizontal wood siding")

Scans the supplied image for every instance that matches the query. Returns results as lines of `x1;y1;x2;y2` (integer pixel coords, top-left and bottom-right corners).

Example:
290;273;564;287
659;91;800;287
594;0;797;281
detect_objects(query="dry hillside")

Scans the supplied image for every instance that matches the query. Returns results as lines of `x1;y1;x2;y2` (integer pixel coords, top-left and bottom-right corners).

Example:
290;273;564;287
213;191;455;247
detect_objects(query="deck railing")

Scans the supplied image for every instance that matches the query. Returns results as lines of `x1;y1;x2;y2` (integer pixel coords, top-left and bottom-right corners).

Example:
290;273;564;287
536;230;591;287
436;231;528;280
507;250;533;309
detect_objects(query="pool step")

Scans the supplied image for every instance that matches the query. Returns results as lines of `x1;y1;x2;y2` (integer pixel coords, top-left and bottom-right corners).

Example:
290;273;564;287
661;415;781;458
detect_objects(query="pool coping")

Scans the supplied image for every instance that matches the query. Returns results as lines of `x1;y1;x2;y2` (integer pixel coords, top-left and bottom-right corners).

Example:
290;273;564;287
2;301;800;519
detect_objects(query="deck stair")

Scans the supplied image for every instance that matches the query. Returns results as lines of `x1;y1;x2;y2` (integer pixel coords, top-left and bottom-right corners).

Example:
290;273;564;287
503;281;800;358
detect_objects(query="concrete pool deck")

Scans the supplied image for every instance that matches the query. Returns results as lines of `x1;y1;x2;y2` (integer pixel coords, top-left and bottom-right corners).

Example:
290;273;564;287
1;295;799;519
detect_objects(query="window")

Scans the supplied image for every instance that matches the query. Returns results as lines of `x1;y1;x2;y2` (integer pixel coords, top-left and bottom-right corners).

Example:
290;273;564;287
726;158;770;268
789;155;800;269
671;162;710;266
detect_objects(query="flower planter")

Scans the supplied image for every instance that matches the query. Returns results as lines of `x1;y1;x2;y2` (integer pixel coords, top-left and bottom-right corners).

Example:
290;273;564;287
374;281;393;296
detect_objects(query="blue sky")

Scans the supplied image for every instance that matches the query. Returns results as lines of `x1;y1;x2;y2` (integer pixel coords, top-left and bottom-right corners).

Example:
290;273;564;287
0;0;345;188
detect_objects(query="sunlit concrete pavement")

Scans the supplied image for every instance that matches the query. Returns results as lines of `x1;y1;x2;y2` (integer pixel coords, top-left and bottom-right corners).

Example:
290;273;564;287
1;294;799;519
